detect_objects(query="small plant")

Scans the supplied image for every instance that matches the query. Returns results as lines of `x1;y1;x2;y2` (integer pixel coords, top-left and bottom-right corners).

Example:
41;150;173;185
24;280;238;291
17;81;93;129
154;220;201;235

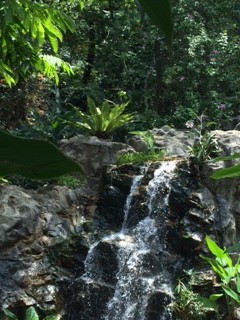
116;150;166;166
57;174;83;188
170;277;218;319
63;97;136;139
129;130;156;153
3;306;60;320
189;131;219;163
187;113;219;163
201;236;240;319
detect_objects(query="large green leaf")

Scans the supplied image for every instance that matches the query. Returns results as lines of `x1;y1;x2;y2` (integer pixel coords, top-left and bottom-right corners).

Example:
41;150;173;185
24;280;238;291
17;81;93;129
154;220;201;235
138;0;173;44
0;130;83;179
211;164;240;179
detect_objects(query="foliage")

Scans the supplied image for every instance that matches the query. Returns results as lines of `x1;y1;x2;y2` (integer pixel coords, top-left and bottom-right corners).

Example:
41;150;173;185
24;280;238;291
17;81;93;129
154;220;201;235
57;175;83;188
0;0;173;180
161;0;239;127
187;114;219;163
0;130;82;179
201;236;240;319
189;131;219;163
0;0;77;85
63;97;136;139
211;154;240;180
170;277;218;319
2;306;60;320
116;150;165;166
129;130;156;153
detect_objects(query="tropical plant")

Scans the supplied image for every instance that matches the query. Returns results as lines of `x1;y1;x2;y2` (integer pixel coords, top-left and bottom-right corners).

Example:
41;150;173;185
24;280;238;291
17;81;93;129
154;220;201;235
64;97;136;139
186;113;219;163
2;306;60;320
201;236;240;319
0;129;82;179
189;131;219;163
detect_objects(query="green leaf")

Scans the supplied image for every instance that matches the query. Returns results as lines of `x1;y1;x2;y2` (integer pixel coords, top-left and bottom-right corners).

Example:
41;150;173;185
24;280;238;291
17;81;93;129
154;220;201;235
138;0;173;44
43;18;63;41
0;130;83;179
209;293;223;301
205;236;226;259
198;296;218;312
211;164;240;179
25;307;39;320
237;273;240;294
222;285;240;303
226;243;240;253
47;34;59;53
2;309;18;320
211;153;240;162
201;255;227;280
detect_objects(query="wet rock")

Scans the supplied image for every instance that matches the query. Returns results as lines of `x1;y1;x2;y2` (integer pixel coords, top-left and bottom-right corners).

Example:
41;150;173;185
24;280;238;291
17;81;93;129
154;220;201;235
93;186;126;231
60;278;114;320
84;241;119;285
145;290;174;320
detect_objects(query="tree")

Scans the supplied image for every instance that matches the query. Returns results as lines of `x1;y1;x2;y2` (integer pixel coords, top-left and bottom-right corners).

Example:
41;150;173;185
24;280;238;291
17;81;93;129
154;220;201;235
0;0;76;85
0;0;172;179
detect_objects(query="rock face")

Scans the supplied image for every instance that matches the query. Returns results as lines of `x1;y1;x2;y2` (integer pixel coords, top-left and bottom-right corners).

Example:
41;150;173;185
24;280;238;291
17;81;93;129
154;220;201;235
59;135;134;194
0;184;94;313
0;129;240;319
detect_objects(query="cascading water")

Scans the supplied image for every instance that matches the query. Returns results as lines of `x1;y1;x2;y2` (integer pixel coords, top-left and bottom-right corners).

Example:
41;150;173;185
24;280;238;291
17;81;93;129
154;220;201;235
81;160;180;320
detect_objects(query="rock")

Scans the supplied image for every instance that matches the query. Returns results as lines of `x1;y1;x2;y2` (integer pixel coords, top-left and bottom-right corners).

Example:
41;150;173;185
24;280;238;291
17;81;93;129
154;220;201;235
1;128;240;319
60;278;114;320
0;184;93;311
127;136;149;152
59;135;134;194
145;290;174;320
0;185;40;248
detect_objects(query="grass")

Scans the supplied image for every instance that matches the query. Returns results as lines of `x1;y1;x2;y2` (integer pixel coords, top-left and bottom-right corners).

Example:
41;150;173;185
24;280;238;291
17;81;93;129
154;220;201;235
116;150;166;166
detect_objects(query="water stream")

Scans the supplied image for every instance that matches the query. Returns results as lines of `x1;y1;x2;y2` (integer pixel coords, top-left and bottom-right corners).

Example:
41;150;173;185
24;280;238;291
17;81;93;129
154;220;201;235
82;161;179;320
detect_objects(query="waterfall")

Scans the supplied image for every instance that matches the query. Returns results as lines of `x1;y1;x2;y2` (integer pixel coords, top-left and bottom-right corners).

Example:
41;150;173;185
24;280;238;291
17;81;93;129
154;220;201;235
81;160;179;320
121;171;145;232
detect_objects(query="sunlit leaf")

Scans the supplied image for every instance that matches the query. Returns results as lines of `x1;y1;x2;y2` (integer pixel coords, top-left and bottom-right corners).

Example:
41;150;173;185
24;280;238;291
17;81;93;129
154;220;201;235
25;307;39;320
205;236;226;259
209;293;223;301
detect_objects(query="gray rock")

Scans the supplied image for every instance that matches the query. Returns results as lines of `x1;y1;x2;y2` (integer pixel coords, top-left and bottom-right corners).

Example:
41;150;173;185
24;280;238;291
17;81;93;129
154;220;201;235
59;135;134;194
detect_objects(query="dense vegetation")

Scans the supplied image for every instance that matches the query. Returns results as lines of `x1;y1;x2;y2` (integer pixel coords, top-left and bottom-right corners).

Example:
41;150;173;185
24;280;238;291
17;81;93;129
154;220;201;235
1;0;239;135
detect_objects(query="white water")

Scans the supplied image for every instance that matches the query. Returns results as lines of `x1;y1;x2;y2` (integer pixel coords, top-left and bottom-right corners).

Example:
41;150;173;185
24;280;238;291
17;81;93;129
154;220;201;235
82;161;178;320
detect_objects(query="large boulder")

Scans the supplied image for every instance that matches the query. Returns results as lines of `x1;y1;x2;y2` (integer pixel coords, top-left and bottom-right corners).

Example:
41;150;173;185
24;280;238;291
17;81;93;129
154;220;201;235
59;135;134;194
